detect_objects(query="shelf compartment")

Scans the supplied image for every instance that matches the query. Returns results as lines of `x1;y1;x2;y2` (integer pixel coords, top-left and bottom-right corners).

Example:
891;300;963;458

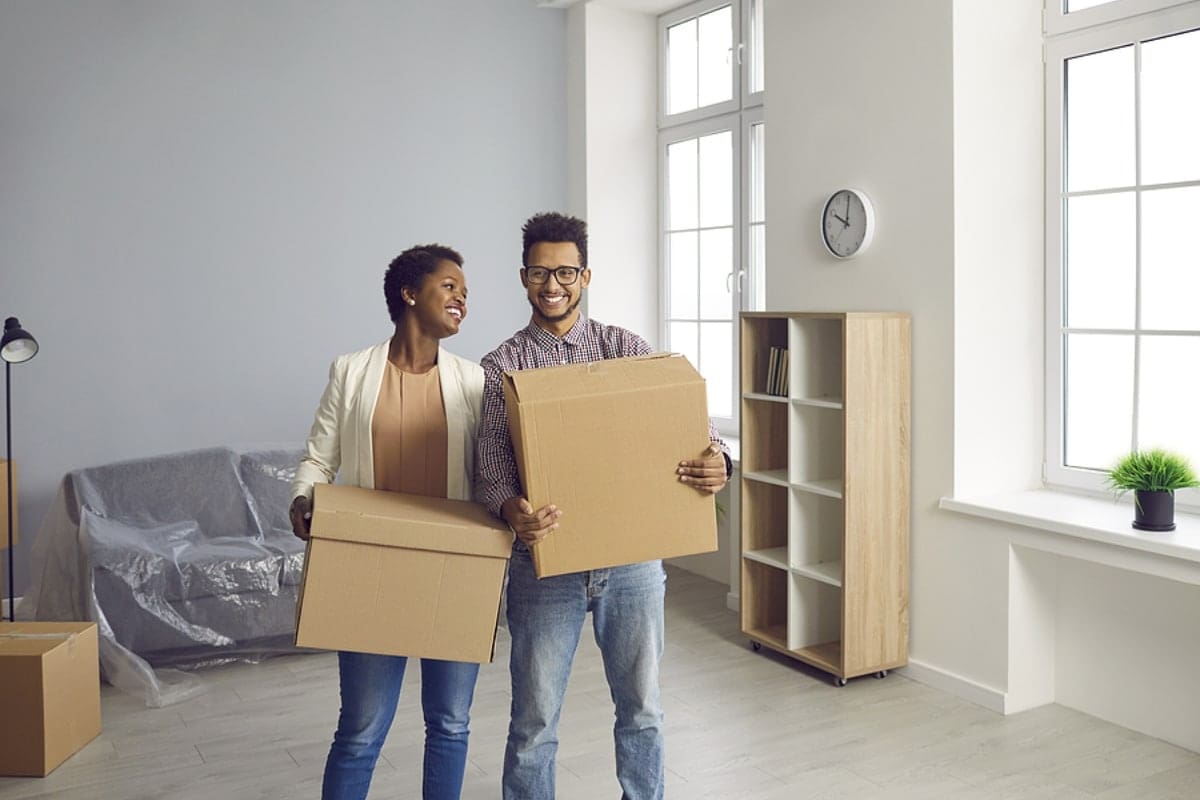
792;560;842;588
788;404;844;487
787;573;841;656
740;397;787;474
791;396;843;410
742;559;788;641
789;317;843;400
741;480;787;553
741;316;790;397
743;469;789;487
792;477;843;498
744;546;788;570
792;641;842;676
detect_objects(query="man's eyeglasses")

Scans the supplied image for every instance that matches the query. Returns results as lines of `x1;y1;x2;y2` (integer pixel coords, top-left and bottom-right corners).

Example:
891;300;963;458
523;266;584;286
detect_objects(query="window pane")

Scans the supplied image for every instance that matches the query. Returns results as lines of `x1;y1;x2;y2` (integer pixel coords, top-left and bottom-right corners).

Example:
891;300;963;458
1066;46;1134;192
1065;192;1135;329
749;222;766;310
697;5;733;108
668;138;698;230
1139;335;1200;465
700;321;733;418
1141;185;1200;331
670;321;700;373
1067;0;1117;10
699;227;733;320
1064;333;1133;470
698;130;732;228
668;19;698;115
669;231;699;319
750;122;765;223
749;0;765;94
1141;28;1200;186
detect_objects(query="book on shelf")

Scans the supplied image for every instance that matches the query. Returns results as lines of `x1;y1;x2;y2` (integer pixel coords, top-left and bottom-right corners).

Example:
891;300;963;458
765;346;788;397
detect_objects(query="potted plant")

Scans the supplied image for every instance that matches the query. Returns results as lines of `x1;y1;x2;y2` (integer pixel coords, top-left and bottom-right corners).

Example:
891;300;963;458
1106;449;1199;532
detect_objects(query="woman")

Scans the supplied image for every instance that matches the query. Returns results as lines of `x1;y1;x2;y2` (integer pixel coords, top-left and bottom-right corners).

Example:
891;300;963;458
289;243;483;800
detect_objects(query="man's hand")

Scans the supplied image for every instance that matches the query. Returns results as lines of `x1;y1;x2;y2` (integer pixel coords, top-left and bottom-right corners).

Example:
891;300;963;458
677;442;728;495
501;496;561;546
290;496;313;540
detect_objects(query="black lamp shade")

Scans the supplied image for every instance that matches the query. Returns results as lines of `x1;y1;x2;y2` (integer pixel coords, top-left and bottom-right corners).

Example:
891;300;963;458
1;317;38;364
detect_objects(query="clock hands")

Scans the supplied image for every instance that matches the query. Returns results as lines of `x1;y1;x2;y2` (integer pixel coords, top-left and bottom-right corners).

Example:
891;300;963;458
832;212;850;227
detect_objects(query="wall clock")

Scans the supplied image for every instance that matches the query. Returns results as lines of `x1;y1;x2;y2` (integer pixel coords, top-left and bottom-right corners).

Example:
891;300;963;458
820;188;876;259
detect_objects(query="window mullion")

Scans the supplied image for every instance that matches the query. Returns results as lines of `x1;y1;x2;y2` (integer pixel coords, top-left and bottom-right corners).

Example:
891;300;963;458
1131;39;1144;452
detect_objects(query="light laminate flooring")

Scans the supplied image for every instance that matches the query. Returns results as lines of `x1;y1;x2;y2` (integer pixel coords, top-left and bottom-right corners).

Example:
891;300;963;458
2;567;1198;799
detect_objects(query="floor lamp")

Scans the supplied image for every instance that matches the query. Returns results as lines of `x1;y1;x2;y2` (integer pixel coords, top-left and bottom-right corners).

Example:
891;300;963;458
2;316;38;622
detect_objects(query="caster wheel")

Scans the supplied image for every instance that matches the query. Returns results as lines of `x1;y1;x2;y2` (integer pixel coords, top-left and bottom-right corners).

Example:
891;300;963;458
751;641;762;652
875;670;888;679
834;677;847;687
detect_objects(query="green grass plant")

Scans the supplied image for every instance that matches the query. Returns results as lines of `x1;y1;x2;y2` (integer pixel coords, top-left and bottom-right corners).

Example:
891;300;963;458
1106;449;1200;495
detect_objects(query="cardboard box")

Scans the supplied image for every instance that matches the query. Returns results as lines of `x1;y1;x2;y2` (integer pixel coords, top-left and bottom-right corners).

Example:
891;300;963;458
1;459;17;550
0;622;101;777
502;353;718;577
295;484;514;663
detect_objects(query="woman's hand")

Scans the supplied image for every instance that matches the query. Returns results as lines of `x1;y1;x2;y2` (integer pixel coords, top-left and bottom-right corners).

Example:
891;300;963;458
290;496;313;540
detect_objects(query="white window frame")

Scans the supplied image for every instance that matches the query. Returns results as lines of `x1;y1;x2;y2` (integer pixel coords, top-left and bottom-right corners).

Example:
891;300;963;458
1044;0;1200;510
1044;0;1195;36
658;0;765;436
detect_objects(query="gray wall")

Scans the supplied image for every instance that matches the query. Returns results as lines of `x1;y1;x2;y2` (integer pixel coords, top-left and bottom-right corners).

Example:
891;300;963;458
0;0;567;594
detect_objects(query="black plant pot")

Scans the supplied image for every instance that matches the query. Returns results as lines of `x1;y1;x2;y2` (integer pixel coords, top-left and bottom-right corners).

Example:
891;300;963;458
1133;489;1175;532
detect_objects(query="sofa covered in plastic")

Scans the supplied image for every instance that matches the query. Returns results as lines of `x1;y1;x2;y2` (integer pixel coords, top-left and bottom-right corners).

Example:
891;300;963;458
21;445;307;706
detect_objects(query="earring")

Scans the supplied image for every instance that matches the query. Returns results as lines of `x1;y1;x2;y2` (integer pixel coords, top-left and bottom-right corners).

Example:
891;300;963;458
407;299;415;306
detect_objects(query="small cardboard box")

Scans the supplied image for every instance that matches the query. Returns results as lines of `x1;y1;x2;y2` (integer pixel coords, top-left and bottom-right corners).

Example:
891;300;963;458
0;622;101;777
295;484;514;663
502;353;718;577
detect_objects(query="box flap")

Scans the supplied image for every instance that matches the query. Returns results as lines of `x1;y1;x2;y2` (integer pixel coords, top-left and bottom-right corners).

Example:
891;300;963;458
310;484;513;558
0;622;95;657
502;353;700;404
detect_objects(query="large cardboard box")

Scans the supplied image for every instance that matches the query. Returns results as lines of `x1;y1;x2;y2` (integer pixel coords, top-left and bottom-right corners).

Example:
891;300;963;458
295;484;514;663
0;622;101;777
502;353;718;577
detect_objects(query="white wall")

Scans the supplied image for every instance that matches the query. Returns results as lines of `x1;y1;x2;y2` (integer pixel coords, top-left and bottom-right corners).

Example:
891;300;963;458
769;0;1200;753
0;0;568;594
766;0;1013;689
570;3;660;345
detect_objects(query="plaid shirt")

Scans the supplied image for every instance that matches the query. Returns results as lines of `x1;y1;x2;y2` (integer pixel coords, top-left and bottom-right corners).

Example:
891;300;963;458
475;317;728;517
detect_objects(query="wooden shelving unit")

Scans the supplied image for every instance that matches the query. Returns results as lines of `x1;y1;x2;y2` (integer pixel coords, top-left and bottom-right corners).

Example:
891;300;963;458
739;312;911;685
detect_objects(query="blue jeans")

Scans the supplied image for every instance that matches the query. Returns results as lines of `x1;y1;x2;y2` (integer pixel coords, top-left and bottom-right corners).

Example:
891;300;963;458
322;651;480;800
502;544;666;800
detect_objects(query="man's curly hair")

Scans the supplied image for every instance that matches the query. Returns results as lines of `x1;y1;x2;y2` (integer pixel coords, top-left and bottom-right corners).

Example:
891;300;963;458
521;212;588;270
383;244;464;322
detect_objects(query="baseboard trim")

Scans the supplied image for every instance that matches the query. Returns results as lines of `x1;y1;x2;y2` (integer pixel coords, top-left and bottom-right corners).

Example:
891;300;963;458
897;658;1008;714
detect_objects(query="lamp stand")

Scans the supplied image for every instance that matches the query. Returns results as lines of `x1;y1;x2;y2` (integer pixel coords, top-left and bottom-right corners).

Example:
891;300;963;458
6;360;13;622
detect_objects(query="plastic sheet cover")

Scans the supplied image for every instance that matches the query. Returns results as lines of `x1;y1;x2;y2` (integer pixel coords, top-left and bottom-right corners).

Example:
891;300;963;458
20;446;308;707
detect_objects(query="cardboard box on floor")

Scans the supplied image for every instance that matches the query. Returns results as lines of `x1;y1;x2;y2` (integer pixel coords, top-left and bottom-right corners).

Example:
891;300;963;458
295;484;514;663
0;622;101;777
502;353;718;578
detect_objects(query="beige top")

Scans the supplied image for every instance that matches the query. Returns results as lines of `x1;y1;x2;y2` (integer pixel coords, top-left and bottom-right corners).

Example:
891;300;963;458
371;363;448;499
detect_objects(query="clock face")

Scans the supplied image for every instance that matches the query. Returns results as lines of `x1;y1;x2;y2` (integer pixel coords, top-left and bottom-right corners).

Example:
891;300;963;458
821;189;875;258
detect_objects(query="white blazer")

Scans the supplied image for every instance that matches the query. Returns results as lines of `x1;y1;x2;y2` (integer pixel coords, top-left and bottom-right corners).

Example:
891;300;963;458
290;340;484;503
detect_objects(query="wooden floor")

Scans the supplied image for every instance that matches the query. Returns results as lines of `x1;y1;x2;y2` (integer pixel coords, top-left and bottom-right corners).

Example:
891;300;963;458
3;567;1199;799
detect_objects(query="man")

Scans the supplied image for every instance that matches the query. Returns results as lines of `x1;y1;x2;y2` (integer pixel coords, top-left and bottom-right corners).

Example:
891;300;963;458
476;212;730;800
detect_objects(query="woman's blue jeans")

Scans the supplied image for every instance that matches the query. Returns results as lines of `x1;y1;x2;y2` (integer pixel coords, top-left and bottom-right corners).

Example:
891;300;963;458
322;651;480;800
502;544;666;800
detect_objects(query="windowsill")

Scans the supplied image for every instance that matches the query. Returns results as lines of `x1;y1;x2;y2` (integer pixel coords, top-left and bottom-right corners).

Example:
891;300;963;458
939;489;1200;566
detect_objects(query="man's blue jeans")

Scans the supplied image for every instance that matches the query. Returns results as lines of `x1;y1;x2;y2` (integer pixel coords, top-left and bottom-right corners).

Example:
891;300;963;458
322;651;480;800
502;544;666;800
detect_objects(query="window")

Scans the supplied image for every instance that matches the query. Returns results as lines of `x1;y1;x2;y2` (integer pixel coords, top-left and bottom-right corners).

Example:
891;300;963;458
659;0;764;431
1045;1;1200;506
